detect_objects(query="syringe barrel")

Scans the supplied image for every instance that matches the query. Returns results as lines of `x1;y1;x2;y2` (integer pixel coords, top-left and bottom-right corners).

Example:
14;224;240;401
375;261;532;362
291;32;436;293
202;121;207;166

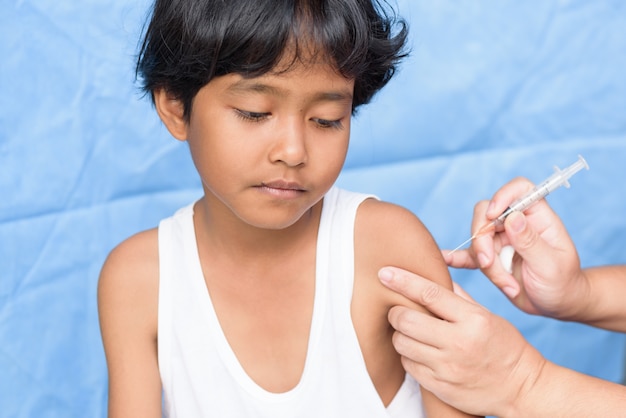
495;156;588;224
496;172;564;223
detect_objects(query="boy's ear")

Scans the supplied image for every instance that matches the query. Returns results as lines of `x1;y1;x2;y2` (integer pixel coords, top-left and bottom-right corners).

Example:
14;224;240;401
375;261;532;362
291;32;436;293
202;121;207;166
154;89;188;141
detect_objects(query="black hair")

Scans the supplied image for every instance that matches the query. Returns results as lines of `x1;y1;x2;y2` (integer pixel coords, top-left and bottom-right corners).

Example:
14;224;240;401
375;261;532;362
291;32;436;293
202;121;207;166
136;0;408;120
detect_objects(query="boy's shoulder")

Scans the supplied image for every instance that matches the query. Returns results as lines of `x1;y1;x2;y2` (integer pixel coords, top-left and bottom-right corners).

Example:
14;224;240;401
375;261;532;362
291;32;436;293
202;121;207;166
103;228;159;275
355;197;450;288
98;228;160;307
356;198;432;245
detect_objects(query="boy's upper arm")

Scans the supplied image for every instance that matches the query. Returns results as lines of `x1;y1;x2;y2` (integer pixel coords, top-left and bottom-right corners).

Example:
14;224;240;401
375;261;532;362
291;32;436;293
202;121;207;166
98;229;162;417
356;199;452;308
355;199;480;418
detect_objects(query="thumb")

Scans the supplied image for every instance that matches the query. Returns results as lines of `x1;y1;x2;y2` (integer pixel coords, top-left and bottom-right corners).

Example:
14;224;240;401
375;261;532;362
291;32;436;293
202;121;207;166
504;211;546;263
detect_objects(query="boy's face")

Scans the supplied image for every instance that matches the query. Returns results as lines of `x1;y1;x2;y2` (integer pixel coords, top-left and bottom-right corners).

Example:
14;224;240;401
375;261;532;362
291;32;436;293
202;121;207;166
160;61;354;230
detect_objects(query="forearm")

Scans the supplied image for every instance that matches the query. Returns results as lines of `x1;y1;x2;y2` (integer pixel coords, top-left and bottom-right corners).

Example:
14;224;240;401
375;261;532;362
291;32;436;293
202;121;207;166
567;265;626;332
507;360;626;418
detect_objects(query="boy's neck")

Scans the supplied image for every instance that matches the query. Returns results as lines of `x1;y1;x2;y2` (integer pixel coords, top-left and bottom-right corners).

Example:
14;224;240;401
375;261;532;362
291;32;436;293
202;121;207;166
192;195;323;259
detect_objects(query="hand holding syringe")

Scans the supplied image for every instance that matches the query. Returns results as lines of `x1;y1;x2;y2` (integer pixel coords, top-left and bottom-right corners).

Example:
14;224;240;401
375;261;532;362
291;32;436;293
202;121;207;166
448;155;589;255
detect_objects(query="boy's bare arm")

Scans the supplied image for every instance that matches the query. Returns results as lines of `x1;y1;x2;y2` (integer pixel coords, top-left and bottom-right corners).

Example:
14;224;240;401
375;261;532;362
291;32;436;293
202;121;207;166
98;229;162;418
356;199;454;316
355;200;480;418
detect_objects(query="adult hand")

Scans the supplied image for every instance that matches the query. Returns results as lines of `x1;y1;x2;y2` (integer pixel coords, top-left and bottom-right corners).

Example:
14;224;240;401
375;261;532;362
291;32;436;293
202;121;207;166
379;266;546;417
445;177;588;320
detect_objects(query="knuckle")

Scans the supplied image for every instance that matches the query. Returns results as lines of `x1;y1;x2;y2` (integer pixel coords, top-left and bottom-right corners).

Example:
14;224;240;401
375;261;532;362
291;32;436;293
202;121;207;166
420;282;442;306
464;307;487;327
464;311;493;345
439;362;460;381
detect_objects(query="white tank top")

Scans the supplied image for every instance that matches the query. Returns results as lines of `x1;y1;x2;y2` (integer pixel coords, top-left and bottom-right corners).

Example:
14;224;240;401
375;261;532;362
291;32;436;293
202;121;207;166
158;186;424;417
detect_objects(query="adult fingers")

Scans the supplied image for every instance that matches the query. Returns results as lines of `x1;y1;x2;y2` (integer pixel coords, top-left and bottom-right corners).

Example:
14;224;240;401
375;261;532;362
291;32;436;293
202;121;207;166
388;305;453;349
470;200;496;269
389;312;448;355
442;248;480;270
379;266;474;323
470;178;535;267
485;177;535;219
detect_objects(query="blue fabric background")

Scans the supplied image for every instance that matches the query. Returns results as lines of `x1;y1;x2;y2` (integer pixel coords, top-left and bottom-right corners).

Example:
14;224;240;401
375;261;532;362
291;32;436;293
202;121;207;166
1;1;625;416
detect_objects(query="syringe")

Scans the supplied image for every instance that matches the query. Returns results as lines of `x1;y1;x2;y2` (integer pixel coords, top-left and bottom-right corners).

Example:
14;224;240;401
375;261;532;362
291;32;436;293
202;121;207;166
448;154;589;255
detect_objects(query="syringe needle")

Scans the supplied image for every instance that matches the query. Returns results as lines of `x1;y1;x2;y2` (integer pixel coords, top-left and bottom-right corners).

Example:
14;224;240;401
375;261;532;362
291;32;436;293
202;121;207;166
447;235;476;256
447;221;496;255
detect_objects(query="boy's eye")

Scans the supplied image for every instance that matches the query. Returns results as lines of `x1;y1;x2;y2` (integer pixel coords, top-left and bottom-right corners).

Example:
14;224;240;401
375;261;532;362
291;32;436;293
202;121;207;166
234;109;343;130
235;109;269;122
312;118;344;130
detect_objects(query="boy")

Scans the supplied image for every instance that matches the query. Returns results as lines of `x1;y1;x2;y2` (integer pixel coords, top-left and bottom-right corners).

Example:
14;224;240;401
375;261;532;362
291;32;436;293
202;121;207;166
98;0;478;416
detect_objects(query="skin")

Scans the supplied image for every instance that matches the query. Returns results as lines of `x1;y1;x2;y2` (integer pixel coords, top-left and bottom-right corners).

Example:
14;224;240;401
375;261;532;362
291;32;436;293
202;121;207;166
379;177;626;417
98;55;476;417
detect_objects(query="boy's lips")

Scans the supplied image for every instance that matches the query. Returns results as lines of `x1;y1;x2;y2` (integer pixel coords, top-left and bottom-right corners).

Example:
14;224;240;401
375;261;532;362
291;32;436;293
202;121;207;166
256;180;307;198
259;180;305;192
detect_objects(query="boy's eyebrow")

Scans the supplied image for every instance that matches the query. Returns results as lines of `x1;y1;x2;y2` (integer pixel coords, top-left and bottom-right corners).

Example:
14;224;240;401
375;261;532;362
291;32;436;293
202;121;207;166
227;79;353;103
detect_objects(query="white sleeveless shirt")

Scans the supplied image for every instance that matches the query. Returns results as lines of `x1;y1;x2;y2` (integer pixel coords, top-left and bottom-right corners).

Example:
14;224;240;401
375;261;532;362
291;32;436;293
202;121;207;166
158;186;424;417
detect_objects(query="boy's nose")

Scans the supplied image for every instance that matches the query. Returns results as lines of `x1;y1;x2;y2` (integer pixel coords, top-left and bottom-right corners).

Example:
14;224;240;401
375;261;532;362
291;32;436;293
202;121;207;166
269;119;308;167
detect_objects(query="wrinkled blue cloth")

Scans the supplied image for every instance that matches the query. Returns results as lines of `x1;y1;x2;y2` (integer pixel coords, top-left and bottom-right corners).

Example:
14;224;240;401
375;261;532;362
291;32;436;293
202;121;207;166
1;1;625;416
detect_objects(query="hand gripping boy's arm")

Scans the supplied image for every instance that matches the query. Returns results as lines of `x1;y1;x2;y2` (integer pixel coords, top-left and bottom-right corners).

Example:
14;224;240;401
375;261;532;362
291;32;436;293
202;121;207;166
380;267;626;417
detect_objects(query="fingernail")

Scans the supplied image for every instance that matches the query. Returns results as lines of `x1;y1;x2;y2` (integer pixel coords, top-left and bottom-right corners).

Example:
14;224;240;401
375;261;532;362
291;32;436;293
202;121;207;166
378;268;394;284
508;211;526;233
478;252;490;268
502;286;519;298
